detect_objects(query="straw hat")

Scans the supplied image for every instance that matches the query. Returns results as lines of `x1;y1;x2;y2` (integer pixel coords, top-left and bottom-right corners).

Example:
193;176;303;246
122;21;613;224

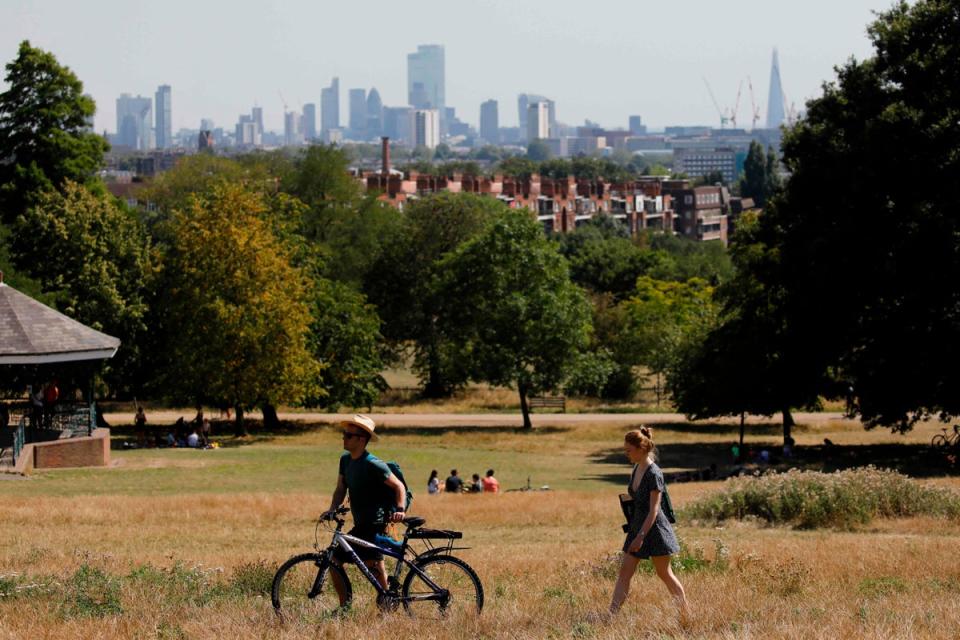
341;414;378;441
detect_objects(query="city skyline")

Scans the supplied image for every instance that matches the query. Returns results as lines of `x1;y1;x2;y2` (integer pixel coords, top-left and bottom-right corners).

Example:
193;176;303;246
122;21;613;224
3;0;891;134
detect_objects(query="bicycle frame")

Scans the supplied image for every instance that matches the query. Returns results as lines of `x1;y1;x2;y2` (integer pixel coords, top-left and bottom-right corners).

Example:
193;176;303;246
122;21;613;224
324;528;449;605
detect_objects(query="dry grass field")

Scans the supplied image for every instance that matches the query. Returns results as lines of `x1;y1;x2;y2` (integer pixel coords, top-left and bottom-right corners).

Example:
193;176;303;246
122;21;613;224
1;416;958;639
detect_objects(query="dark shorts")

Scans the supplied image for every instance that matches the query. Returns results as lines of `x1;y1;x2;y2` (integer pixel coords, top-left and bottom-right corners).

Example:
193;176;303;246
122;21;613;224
334;524;386;564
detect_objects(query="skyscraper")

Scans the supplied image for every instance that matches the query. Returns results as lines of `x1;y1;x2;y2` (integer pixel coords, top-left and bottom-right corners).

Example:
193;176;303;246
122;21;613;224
407;45;445;116
116;93;153;150
349;88;367;138
366;88;383;137
526;102;549;141
302;103;317;140
284;111;302;146
518;94;554;135
480;99;499;144
411;109;440;149
321;77;340;134
251;106;264;135
628;115;647;135
154;85;172;149
766;48;786;129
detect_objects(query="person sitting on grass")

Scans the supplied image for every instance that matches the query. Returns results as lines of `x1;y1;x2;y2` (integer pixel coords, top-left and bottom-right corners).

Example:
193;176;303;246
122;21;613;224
427;469;442;494
445;469;464;493
481;469;500;493
468;473;482;493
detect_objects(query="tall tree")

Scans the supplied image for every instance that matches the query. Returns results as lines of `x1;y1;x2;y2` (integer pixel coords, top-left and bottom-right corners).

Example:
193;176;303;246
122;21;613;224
433;209;593;428
622;276;719;406
9;181;152;395
365;193;504;396
153;183;318;433
288;144;398;285
766;0;960;431
0;41;108;224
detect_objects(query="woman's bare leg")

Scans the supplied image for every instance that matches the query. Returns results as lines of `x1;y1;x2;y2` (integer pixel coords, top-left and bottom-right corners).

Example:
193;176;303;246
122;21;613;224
609;553;641;613
652;555;688;615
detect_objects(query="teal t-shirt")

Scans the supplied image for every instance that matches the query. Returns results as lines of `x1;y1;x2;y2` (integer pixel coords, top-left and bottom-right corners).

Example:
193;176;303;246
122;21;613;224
339;451;393;525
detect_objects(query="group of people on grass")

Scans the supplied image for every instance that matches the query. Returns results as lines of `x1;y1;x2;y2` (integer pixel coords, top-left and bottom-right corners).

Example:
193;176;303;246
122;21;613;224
131;406;215;449
324;414;688;621
427;468;499;494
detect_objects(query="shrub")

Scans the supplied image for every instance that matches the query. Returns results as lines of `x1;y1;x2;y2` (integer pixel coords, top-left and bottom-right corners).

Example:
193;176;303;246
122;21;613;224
687;467;960;529
61;564;122;618
228;559;274;596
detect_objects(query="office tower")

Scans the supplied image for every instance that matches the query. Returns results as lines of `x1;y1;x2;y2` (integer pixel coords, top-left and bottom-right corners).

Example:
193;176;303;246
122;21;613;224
302;103;317;140
518;94;553;135
116;93;153;150
383;106;413;143
321;77;340;134
251;106;264;134
366;88;383;137
284;111;302;146
411;109;439;149
200;118;215;132
198;130;214;151
154;85;172;149
235;114;261;147
527;102;549;141
480;99;498;144
407;45;445;130
766;48;786;129
629;115;647;135
349;88;367;137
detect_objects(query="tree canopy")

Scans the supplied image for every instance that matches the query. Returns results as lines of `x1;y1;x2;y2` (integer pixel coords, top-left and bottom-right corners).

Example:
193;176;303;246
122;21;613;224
0;41;108;223
365;192;505;396
152;183;318;426
433;209;593;428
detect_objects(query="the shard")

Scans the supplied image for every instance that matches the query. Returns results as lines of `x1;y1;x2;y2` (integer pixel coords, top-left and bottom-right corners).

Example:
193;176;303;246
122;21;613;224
766;48;786;129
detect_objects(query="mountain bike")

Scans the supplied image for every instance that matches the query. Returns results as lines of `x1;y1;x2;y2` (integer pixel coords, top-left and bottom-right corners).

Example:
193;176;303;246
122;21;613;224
271;506;483;623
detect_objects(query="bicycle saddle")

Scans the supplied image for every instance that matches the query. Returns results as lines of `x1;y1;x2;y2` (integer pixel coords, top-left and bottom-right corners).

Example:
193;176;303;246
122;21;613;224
403;516;426;528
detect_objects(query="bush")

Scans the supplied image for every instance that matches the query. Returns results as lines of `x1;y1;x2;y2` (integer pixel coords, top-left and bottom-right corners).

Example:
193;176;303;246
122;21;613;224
687;467;960;529
228;559;274;596
61;564;122;618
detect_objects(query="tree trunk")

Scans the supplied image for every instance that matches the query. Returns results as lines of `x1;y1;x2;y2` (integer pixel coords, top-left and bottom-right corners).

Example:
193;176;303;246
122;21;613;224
739;412;746;451
782;407;794;446
519;384;532;430
262;404;279;431
234;405;247;437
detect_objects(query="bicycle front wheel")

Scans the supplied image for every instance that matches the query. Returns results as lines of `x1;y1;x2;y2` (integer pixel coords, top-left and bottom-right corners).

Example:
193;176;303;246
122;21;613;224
401;554;483;619
271;553;351;624
932;434;948;448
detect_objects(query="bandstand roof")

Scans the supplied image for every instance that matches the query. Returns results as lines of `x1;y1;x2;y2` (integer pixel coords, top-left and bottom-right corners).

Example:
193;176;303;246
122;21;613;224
0;280;120;365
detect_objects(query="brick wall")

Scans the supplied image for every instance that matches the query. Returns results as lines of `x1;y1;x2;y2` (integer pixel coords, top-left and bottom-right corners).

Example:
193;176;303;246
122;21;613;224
32;428;110;470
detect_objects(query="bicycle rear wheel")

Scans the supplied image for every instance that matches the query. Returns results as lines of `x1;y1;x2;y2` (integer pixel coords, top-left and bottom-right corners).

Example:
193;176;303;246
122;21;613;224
932;434;948;448
401;554;483;619
271;553;351;624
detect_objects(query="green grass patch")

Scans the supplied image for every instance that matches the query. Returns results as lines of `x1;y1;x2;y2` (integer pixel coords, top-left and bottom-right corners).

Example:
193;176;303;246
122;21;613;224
686;467;960;529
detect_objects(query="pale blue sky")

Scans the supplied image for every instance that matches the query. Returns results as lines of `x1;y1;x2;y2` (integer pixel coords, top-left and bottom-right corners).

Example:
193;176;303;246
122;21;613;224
2;0;897;134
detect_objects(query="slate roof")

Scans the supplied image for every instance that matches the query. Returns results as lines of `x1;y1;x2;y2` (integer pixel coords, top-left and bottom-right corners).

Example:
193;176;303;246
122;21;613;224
0;282;120;364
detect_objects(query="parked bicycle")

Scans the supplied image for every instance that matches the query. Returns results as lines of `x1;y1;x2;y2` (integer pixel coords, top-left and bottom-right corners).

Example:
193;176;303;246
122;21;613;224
931;424;960;449
272;506;483;623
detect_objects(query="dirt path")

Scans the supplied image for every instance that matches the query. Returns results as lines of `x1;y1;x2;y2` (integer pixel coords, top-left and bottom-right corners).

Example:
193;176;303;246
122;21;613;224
103;410;851;428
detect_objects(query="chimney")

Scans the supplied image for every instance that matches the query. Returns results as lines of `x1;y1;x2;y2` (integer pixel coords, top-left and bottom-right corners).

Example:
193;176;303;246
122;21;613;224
381;137;390;175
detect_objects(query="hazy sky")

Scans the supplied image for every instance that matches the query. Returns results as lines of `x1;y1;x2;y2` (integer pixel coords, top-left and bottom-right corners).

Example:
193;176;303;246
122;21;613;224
2;0;897;134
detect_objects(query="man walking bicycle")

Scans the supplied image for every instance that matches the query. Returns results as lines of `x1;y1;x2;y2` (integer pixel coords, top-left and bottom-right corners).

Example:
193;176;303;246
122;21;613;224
324;415;407;600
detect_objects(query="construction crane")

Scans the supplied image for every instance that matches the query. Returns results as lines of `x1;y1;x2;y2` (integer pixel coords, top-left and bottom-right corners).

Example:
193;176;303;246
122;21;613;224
747;77;762;130
702;77;730;129
729;79;744;130
278;90;288;115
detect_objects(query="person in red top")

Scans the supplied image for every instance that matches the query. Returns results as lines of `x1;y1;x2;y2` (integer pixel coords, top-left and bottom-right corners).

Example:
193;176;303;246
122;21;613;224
481;469;500;493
